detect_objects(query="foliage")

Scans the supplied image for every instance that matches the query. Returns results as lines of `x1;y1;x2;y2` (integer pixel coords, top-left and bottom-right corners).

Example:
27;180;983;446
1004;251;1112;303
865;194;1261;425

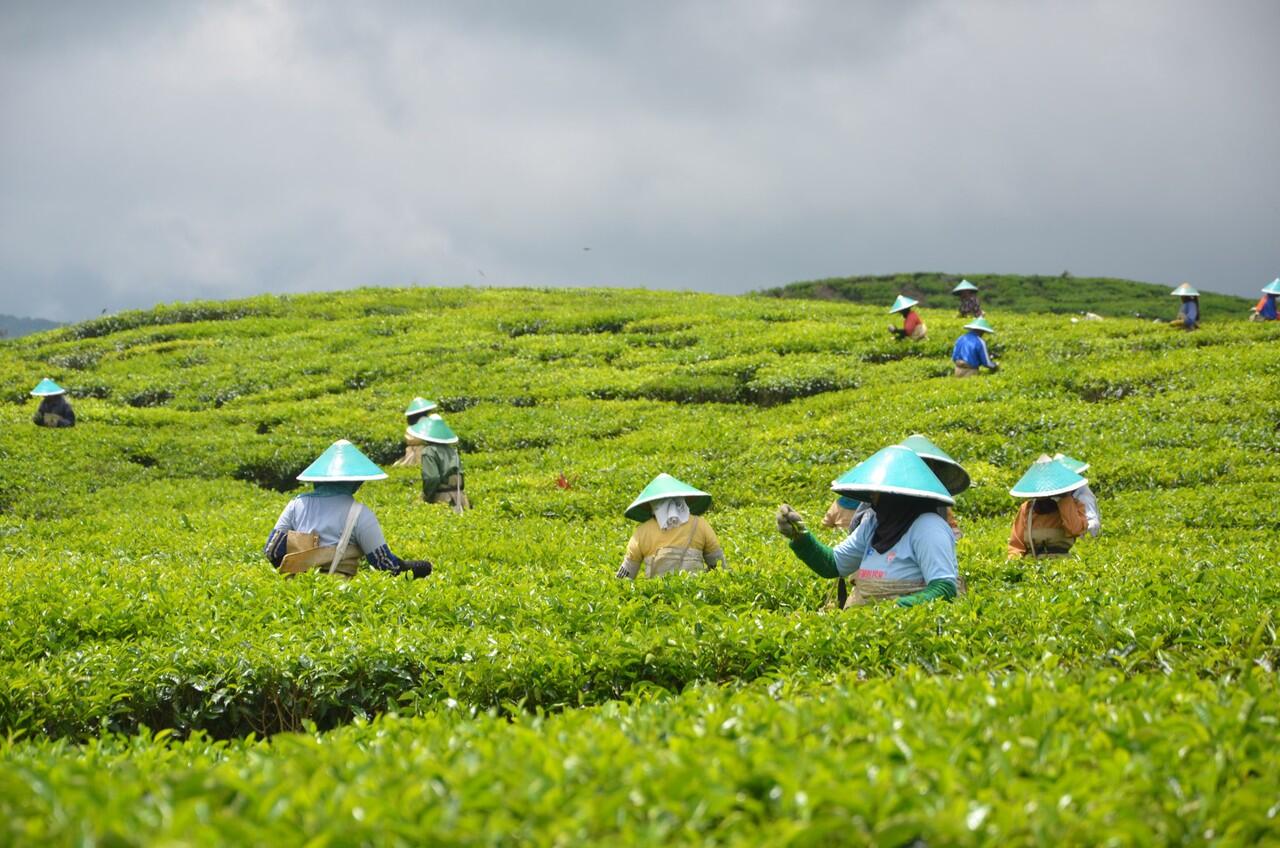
0;285;1277;843
760;271;1253;320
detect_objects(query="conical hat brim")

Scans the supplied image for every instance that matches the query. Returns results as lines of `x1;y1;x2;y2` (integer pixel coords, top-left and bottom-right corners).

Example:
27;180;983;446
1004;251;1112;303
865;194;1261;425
830;446;954;505
1009;462;1086;498
963;320;994;333
624;474;712;521
1170;285;1199;296
898;434;969;495
951;281;978;293
31;379;66;396
405;398;439;416
1261;280;1280;295
406;420;458;444
888;296;919;314
297;441;388;482
1052;453;1090;474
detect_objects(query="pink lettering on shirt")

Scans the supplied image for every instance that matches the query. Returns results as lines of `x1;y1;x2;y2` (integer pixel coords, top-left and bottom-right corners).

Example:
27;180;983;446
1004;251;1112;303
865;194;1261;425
856;569;886;579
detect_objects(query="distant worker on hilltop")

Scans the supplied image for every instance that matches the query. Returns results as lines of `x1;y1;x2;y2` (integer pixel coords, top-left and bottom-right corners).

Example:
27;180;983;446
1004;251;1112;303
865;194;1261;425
410;414;471;512
887;295;927;340
1006;456;1090;558
951;317;999;377
952;279;983;318
1169;283;1200;330
264;440;432;579
1250;278;1279;322
617;473;725;579
393;397;439;467
777;446;963;607
30;378;75;428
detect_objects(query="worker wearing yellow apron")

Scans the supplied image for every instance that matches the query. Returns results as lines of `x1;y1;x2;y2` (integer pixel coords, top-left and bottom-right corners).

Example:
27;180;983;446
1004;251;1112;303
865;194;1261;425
263;439;432;579
392;397;439;467
617;473;725;579
1007;456;1090;558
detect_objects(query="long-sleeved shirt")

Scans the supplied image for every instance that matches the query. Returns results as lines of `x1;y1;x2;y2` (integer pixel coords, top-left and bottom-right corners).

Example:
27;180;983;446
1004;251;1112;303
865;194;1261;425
951;331;996;369
33;395;76;427
1179;299;1200;328
421;444;463;495
957;292;983;318
1007;497;1088;557
1073;485;1101;536
901;311;926;340
1257;294;1277;320
620;516;725;577
263;491;404;573
830;511;958;586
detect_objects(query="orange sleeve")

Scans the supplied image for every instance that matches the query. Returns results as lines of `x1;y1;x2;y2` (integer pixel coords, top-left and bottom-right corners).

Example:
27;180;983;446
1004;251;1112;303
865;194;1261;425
1007;503;1029;558
1058;496;1088;538
1257;296;1268;310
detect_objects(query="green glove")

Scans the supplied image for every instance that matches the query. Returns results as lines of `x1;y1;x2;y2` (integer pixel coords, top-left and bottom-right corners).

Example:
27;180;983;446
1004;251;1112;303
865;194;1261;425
776;504;807;540
895;579;957;608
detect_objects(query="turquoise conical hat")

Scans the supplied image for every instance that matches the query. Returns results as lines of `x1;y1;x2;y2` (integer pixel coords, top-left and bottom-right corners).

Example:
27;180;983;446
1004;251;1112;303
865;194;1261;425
297;439;388;482
624;473;712;522
406;415;458;445
888;295;919;314
831;445;954;505
963;316;995;333
30;377;66;396
898;433;970;495
1009;455;1086;498
1261;278;1280;295
952;279;978;293
404;397;439;417
1170;283;1199;297
1052;453;1089;475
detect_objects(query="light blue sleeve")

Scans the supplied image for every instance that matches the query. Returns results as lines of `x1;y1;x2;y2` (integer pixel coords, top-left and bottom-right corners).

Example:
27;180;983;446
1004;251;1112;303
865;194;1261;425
978;337;995;367
272;498;298;533
352;504;388;555
833;514;874;577
911;513;959;585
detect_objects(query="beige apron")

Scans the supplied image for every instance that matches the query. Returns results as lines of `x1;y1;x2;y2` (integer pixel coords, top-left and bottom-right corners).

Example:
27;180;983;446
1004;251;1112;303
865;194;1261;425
953;361;980;378
644;517;706;579
392;435;428;468
428;473;470;513
844;574;968;608
278;502;363;578
1027;512;1075;558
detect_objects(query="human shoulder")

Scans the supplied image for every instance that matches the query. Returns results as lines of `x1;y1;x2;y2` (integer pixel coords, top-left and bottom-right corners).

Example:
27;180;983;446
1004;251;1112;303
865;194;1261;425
911;511;952;537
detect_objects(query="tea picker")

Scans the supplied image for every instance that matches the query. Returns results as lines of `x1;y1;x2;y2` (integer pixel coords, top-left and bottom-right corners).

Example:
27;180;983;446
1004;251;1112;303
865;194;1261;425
951;316;998;378
887;295;927;340
392;397;439;467
1169;283;1200;330
264;440;433;579
1053;453;1100;536
409;415;470;513
30;378;76;428
1006;455;1090;558
952;279;983;318
616;473;725;579
776;445;963;608
1249;278;1279;321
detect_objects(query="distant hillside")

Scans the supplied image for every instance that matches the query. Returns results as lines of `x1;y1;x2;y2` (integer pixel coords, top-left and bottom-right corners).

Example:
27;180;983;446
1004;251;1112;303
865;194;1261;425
0;313;62;339
759;272;1252;320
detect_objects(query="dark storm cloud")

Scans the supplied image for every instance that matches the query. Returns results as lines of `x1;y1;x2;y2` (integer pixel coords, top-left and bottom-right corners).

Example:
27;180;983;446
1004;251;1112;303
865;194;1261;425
1;0;1277;321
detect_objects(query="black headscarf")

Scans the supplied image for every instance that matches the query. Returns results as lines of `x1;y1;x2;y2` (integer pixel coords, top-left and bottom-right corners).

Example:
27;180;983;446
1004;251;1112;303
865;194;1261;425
870;493;939;554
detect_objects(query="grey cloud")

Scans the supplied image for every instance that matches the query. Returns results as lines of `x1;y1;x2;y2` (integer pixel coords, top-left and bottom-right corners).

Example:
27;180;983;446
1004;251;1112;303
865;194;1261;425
1;0;1277;321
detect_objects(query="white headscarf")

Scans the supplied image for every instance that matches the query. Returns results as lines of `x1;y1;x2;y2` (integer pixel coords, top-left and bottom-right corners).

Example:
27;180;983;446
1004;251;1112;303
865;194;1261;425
652;497;691;530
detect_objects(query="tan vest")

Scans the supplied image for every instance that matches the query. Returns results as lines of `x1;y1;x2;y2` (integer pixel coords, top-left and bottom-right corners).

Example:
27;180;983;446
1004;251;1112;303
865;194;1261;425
644;517;707;579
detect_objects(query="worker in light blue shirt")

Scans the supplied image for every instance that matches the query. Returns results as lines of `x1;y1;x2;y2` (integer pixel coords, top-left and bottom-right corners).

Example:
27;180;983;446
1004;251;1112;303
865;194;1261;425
777;445;962;607
951;316;998;377
1169;283;1200;330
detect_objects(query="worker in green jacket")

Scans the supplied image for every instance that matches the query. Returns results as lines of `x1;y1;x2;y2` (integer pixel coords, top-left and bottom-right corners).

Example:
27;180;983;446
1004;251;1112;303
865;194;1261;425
407;414;470;512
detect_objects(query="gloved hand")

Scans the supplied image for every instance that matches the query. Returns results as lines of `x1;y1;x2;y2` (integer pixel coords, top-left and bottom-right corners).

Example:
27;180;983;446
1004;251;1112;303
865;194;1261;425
402;559;433;579
616;559;639;580
776;504;807;540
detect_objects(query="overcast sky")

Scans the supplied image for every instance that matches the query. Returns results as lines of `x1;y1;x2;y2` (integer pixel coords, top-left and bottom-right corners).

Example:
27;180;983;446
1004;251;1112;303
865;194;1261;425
2;1;1277;321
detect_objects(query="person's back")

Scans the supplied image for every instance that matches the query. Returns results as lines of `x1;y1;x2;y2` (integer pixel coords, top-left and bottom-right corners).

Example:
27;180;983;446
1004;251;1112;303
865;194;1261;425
407;415;470;511
624;514;724;578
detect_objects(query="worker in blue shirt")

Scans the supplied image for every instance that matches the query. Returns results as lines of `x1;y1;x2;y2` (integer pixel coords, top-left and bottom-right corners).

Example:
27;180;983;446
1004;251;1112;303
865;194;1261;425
1169;283;1200;330
951;317;998;378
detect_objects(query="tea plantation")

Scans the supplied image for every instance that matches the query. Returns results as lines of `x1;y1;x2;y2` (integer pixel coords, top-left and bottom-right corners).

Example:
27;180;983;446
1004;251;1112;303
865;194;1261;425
1;286;1277;845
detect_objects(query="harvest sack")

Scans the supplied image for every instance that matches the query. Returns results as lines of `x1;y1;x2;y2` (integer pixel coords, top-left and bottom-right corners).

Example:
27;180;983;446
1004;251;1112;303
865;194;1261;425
428;473;470;512
278;502;364;578
1027;520;1074;557
644;516;705;578
847;574;968;607
953;361;980;378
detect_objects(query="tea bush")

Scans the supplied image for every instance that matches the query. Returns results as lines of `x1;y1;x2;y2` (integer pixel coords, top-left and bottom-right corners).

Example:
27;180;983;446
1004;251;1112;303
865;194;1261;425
0;286;1277;844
